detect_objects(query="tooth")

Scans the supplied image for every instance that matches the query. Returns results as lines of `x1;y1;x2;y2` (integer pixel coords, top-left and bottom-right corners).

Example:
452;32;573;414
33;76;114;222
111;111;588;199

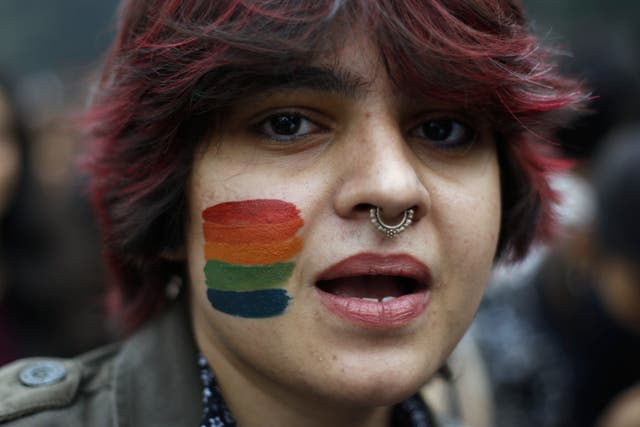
382;296;396;302
362;297;378;302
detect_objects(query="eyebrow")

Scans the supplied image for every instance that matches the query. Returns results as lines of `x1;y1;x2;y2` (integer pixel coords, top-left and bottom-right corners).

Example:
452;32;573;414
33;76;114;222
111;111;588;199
251;66;371;99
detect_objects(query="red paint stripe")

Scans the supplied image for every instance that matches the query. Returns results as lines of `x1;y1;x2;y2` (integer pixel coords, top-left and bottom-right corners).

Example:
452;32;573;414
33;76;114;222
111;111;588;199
202;199;300;226
204;218;303;244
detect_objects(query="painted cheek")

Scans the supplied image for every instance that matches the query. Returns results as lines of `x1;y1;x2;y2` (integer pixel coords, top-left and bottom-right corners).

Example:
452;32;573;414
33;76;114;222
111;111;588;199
202;199;304;318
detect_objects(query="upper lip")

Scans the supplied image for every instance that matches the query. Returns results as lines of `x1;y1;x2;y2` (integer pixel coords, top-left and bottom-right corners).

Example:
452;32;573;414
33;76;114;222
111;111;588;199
314;253;432;289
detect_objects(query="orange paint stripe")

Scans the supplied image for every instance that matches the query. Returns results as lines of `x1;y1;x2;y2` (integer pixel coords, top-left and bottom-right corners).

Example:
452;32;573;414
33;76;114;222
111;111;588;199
205;237;302;265
204;218;303;244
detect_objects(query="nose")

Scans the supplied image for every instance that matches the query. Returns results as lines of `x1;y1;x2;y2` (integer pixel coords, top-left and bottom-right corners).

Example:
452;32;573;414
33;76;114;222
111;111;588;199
332;121;430;228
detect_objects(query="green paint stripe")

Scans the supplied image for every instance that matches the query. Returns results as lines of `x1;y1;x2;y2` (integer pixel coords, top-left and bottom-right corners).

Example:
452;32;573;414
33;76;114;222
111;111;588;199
204;259;295;291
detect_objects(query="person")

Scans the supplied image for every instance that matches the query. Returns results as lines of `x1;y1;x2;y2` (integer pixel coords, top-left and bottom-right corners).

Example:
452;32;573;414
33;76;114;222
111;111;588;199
473;95;640;427
591;126;640;427
0;1;588;426
0;73;25;365
0;71;111;366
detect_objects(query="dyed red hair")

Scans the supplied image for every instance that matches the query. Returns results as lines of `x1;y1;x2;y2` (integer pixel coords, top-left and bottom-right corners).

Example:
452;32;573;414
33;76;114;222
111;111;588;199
85;0;588;331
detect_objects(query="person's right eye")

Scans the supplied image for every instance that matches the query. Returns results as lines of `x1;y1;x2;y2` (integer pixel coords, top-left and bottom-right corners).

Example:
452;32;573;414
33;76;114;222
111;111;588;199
409;118;476;152
253;112;324;143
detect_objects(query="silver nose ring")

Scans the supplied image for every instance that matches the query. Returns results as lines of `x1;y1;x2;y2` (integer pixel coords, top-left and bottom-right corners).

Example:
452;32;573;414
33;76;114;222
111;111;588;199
369;207;414;238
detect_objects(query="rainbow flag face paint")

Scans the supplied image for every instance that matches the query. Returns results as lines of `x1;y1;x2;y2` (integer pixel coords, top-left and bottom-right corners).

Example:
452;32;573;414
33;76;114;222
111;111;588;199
202;199;303;318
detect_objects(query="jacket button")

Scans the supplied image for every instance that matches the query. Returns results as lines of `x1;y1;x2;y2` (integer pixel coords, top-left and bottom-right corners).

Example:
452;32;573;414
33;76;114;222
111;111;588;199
19;361;67;387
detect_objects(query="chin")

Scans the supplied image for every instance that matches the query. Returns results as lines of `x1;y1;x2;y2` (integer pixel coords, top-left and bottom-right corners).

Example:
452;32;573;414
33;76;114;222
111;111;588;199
311;353;437;408
328;374;429;408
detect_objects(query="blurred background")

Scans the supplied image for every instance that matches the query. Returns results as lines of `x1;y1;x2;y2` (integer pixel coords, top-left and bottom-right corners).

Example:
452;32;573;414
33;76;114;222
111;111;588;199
0;2;638;427
0;0;119;364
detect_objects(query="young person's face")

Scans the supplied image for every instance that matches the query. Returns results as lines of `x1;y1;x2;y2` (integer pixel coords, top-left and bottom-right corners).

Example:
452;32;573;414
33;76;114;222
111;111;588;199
186;36;501;407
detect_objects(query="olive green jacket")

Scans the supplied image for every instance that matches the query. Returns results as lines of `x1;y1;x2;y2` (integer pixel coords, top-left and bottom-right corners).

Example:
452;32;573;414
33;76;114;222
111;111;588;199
0;301;202;426
0;300;466;427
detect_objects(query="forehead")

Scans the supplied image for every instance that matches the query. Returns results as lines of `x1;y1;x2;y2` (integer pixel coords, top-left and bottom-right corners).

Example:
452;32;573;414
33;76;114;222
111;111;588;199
185;2;537;135
252;36;383;97
236;20;487;106
237;34;474;114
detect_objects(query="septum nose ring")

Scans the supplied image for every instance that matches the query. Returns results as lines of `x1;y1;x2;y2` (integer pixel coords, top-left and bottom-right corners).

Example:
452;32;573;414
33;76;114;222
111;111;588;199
369;207;414;238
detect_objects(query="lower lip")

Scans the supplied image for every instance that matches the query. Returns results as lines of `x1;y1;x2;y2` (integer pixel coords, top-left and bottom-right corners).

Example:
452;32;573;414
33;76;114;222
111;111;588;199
316;289;429;329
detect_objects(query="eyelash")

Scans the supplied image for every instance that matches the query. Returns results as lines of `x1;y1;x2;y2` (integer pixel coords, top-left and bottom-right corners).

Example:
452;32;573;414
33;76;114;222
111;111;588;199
408;118;476;152
252;111;477;153
252;111;325;143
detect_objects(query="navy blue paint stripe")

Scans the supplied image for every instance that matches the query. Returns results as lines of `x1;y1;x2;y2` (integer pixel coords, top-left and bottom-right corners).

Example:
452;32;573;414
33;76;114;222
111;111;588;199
206;288;291;318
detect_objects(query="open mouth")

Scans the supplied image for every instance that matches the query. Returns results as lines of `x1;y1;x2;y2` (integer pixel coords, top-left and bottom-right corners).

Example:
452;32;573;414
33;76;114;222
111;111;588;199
315;275;426;302
313;253;431;327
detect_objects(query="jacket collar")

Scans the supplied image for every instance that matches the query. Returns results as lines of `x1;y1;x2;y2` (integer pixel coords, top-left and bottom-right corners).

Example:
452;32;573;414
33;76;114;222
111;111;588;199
109;297;438;427
112;299;202;427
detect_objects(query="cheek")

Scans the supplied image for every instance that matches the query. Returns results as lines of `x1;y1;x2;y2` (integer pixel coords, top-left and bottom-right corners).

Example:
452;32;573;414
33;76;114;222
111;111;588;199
432;166;501;310
193;199;305;318
437;171;501;260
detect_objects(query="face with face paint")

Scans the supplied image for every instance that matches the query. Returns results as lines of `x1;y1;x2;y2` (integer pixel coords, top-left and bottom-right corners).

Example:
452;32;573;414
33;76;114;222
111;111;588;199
201;199;303;318
186;35;501;426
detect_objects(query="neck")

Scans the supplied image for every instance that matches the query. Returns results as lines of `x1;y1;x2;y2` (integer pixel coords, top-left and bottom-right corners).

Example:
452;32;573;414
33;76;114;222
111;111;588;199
193;321;391;427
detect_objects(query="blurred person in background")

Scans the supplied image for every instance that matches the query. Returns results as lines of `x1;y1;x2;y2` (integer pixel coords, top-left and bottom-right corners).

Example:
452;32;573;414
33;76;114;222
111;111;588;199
590;126;640;427
474;60;640;426
0;73;26;365
528;126;640;427
0;78;22;218
0;70;111;364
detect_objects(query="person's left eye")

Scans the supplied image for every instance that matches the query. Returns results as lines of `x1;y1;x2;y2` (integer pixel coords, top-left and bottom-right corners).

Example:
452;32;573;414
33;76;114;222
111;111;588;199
253;112;323;143
409;118;476;153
